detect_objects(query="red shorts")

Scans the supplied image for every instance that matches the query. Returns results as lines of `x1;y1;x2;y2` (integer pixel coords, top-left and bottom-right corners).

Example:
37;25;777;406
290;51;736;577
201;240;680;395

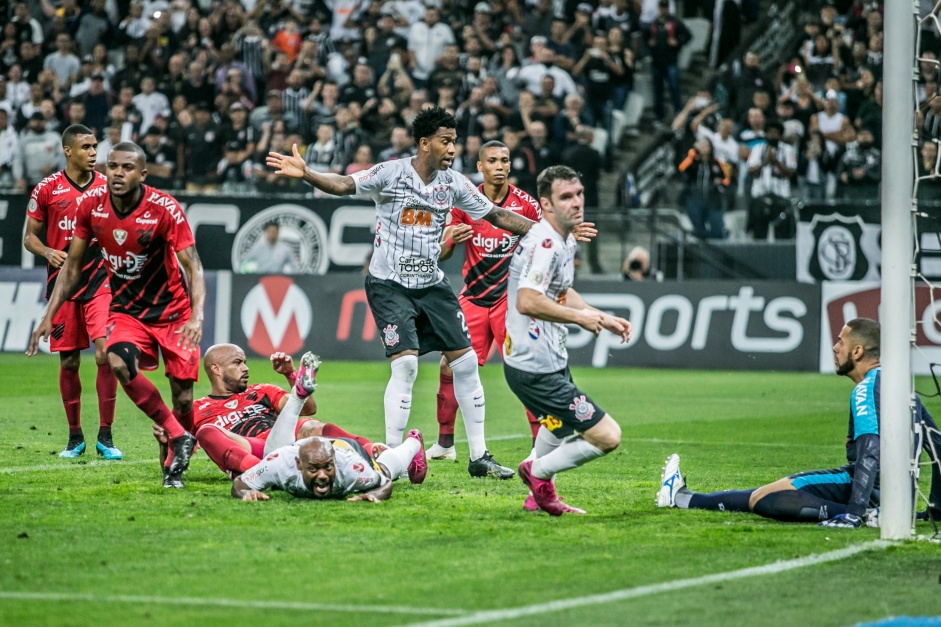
50;287;111;352
107;312;200;381
459;293;507;366
245;418;314;458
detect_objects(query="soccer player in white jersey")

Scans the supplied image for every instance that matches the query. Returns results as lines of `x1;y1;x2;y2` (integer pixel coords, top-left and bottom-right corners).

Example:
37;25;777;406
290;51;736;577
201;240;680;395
504;165;631;515
266;107;581;479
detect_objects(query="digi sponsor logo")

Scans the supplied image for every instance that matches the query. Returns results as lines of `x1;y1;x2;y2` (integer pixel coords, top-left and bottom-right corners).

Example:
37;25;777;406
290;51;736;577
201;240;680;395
241;276;313;356
472;232;517;254
101;247;147;278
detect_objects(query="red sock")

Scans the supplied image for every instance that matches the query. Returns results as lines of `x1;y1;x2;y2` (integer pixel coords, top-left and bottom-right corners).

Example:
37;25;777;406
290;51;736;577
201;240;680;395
197;426;260;474
173;408;194;433
436;372;458;447
59;367;82;434
96;363;117;429
525;408;540;441
121;375;184;440
320;423;372;450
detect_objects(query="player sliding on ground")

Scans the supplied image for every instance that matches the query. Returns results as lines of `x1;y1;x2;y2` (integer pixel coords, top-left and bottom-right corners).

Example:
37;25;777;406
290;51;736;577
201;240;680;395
230;351;427;502
657;318;941;527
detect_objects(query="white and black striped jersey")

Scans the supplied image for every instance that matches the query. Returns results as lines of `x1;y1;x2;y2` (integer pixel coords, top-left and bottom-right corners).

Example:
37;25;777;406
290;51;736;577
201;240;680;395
351;159;495;289
504;220;577;373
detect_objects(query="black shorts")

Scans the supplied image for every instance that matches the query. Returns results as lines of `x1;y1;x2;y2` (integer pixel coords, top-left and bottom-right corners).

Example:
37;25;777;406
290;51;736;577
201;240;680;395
788;466;880;507
365;274;471;357
503;363;605;438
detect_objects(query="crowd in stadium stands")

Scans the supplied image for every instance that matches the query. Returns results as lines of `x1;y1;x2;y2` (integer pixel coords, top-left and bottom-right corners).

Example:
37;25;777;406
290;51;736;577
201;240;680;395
669;0;941;241
0;0;717;198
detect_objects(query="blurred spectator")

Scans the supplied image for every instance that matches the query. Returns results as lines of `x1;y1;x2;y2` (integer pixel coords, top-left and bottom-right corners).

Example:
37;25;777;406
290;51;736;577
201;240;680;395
548;18;579;72
220;101;257;191
503;128;537;193
80;73;111;136
799;131;829;202
118;2;152;46
837;127;880;200
18;42;44;84
918;141;941;202
214;43;256;104
803;33;840;92
843;66;875;123
96;125;121;171
408;7;455;86
646;0;690;125
524;120;558;174
74;0;113;58
678;137;730;240
43;33;80;90
141;125;177;188
239;221;298;275
378;125;414;161
6;65;31;112
572;33;623;159
855;80;882;146
746;121;797;240
561;125;603;272
344;144;374;175
13;111;63;192
690;103;739;209
113;44;149;92
11;2;44;46
340;62;377;107
455;86;487;138
133;76;170;135
304;123;336;174
281;69;310;135
219;66;255;111
523;0;554;40
361;97;401;148
809;89;853;196
0;108;18;188
306;81;338;131
775;99;804;146
271;18;302;65
512;47;579;99
16;82;44;130
622;246;651;282
158;53;188;102
606;25;635;110
729;51;771;121
377;52;415;109
332;105;368;173
182;104;221;192
38;98;62;134
554;93;590;153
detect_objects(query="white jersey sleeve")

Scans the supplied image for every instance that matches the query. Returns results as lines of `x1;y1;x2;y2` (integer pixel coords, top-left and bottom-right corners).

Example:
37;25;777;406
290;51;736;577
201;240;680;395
350;161;397;198
239;442;313;498
451;172;496;220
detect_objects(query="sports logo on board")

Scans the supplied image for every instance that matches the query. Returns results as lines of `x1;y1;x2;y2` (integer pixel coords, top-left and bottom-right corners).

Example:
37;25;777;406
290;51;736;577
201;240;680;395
232;205;329;275
240;276;312;356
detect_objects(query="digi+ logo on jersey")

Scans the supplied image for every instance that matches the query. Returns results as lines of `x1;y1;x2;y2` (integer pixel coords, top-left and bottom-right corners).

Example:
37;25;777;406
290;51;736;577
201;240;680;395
100;246;147;278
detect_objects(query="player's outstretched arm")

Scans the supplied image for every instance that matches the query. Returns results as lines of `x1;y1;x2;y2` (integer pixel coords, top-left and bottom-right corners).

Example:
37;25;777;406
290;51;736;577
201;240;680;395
517;287;604;334
565;287;631;343
266;143;356;196
347;481;393;503
483;207;535;236
26;236;90;356
23;217;67;268
231;476;270;501
175;245;206;351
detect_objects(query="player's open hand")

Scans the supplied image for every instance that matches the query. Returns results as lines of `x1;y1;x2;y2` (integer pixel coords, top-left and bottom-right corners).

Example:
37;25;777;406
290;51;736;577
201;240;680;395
266;143;306;179
601;315;632;344
347;493;381;503
46;249;68;269
450;224;474;245
577;309;605;335
241;489;270;502
175;317;202;351
26;318;52;356
269;351;295;376
572;222;597;242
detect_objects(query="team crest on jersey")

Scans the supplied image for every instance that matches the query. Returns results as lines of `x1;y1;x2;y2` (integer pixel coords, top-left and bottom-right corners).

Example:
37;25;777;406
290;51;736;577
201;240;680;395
352;463;365;473
569;395;595;422
224;399;238;409
433;186;449;205
113;229;128;245
527;318;540;340
247;391;257;400
382;324;400;347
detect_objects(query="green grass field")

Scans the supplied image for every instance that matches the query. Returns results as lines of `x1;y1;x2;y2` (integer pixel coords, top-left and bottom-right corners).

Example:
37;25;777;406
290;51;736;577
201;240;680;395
1;353;939;627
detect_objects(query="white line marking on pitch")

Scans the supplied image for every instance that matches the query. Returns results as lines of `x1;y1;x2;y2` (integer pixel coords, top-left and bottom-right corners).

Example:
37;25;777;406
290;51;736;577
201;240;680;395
0;459;154;474
403;540;895;627
0;592;467;617
458;434;828;448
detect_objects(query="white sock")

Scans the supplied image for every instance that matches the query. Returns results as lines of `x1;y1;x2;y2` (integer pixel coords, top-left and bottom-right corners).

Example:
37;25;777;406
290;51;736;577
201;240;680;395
533;426;563;459
531;438;604;480
384;354;418;445
377;437;420;480
264;390;305;455
450;351;486;460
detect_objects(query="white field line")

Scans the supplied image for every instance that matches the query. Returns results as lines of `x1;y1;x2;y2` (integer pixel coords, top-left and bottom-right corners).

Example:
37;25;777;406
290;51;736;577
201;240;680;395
0;459;154;474
462;433;831;448
403;540;896;627
0;591;466;617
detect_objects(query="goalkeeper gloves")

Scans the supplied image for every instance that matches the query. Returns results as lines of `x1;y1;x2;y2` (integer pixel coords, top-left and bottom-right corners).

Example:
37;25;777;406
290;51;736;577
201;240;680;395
819;513;861;528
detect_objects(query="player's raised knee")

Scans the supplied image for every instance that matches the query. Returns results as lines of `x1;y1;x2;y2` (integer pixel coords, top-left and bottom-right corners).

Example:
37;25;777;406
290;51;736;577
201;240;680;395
586;415;621;453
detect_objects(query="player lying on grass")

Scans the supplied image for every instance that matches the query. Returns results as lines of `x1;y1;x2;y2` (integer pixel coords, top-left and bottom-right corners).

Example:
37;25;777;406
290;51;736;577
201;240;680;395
190;344;390;478
229;350;427;502
657;318;941;528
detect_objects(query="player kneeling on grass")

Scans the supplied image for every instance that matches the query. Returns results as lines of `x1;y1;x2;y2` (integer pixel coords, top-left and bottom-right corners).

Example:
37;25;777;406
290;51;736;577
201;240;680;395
503;166;632;516
657;318;941;528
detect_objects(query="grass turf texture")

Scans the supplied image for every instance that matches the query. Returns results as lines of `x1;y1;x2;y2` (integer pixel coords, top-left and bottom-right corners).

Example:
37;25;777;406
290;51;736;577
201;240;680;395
0;353;938;627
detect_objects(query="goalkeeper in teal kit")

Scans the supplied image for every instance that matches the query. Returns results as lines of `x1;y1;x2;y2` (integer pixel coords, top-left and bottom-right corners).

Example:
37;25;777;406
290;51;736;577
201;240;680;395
657;318;941;528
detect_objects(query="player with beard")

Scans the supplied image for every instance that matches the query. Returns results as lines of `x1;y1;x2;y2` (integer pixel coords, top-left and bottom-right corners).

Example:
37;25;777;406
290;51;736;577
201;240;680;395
426;141;542;463
658;318;941;528
194;345;390;478
24;124;120;460
28;142;205;489
267;107;597;480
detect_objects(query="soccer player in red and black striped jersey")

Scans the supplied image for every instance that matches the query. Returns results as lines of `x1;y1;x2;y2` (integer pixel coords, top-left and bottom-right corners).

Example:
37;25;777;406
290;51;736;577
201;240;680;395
28;142;206;489
23;125;120;460
427;141;543;461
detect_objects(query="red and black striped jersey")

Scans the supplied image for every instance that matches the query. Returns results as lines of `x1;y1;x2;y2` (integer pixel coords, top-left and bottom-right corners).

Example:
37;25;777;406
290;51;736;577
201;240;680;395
450;184;541;307
193;384;288;438
74;185;195;324
26;170;109;301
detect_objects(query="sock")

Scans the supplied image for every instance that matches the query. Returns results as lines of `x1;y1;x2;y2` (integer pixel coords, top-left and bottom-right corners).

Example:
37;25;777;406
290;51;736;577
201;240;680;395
174;407;194;433
680;489;755;512
197;426;260;474
59;367;82;433
376;437;421;480
450;351;486;460
264;390;306;454
96;362;117;430
525;408;540;441
533;426;563;458
531;438;604;480
321;423;372;450
752;490;848;523
436;372;458;447
383;355;418;446
121;374;184;440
